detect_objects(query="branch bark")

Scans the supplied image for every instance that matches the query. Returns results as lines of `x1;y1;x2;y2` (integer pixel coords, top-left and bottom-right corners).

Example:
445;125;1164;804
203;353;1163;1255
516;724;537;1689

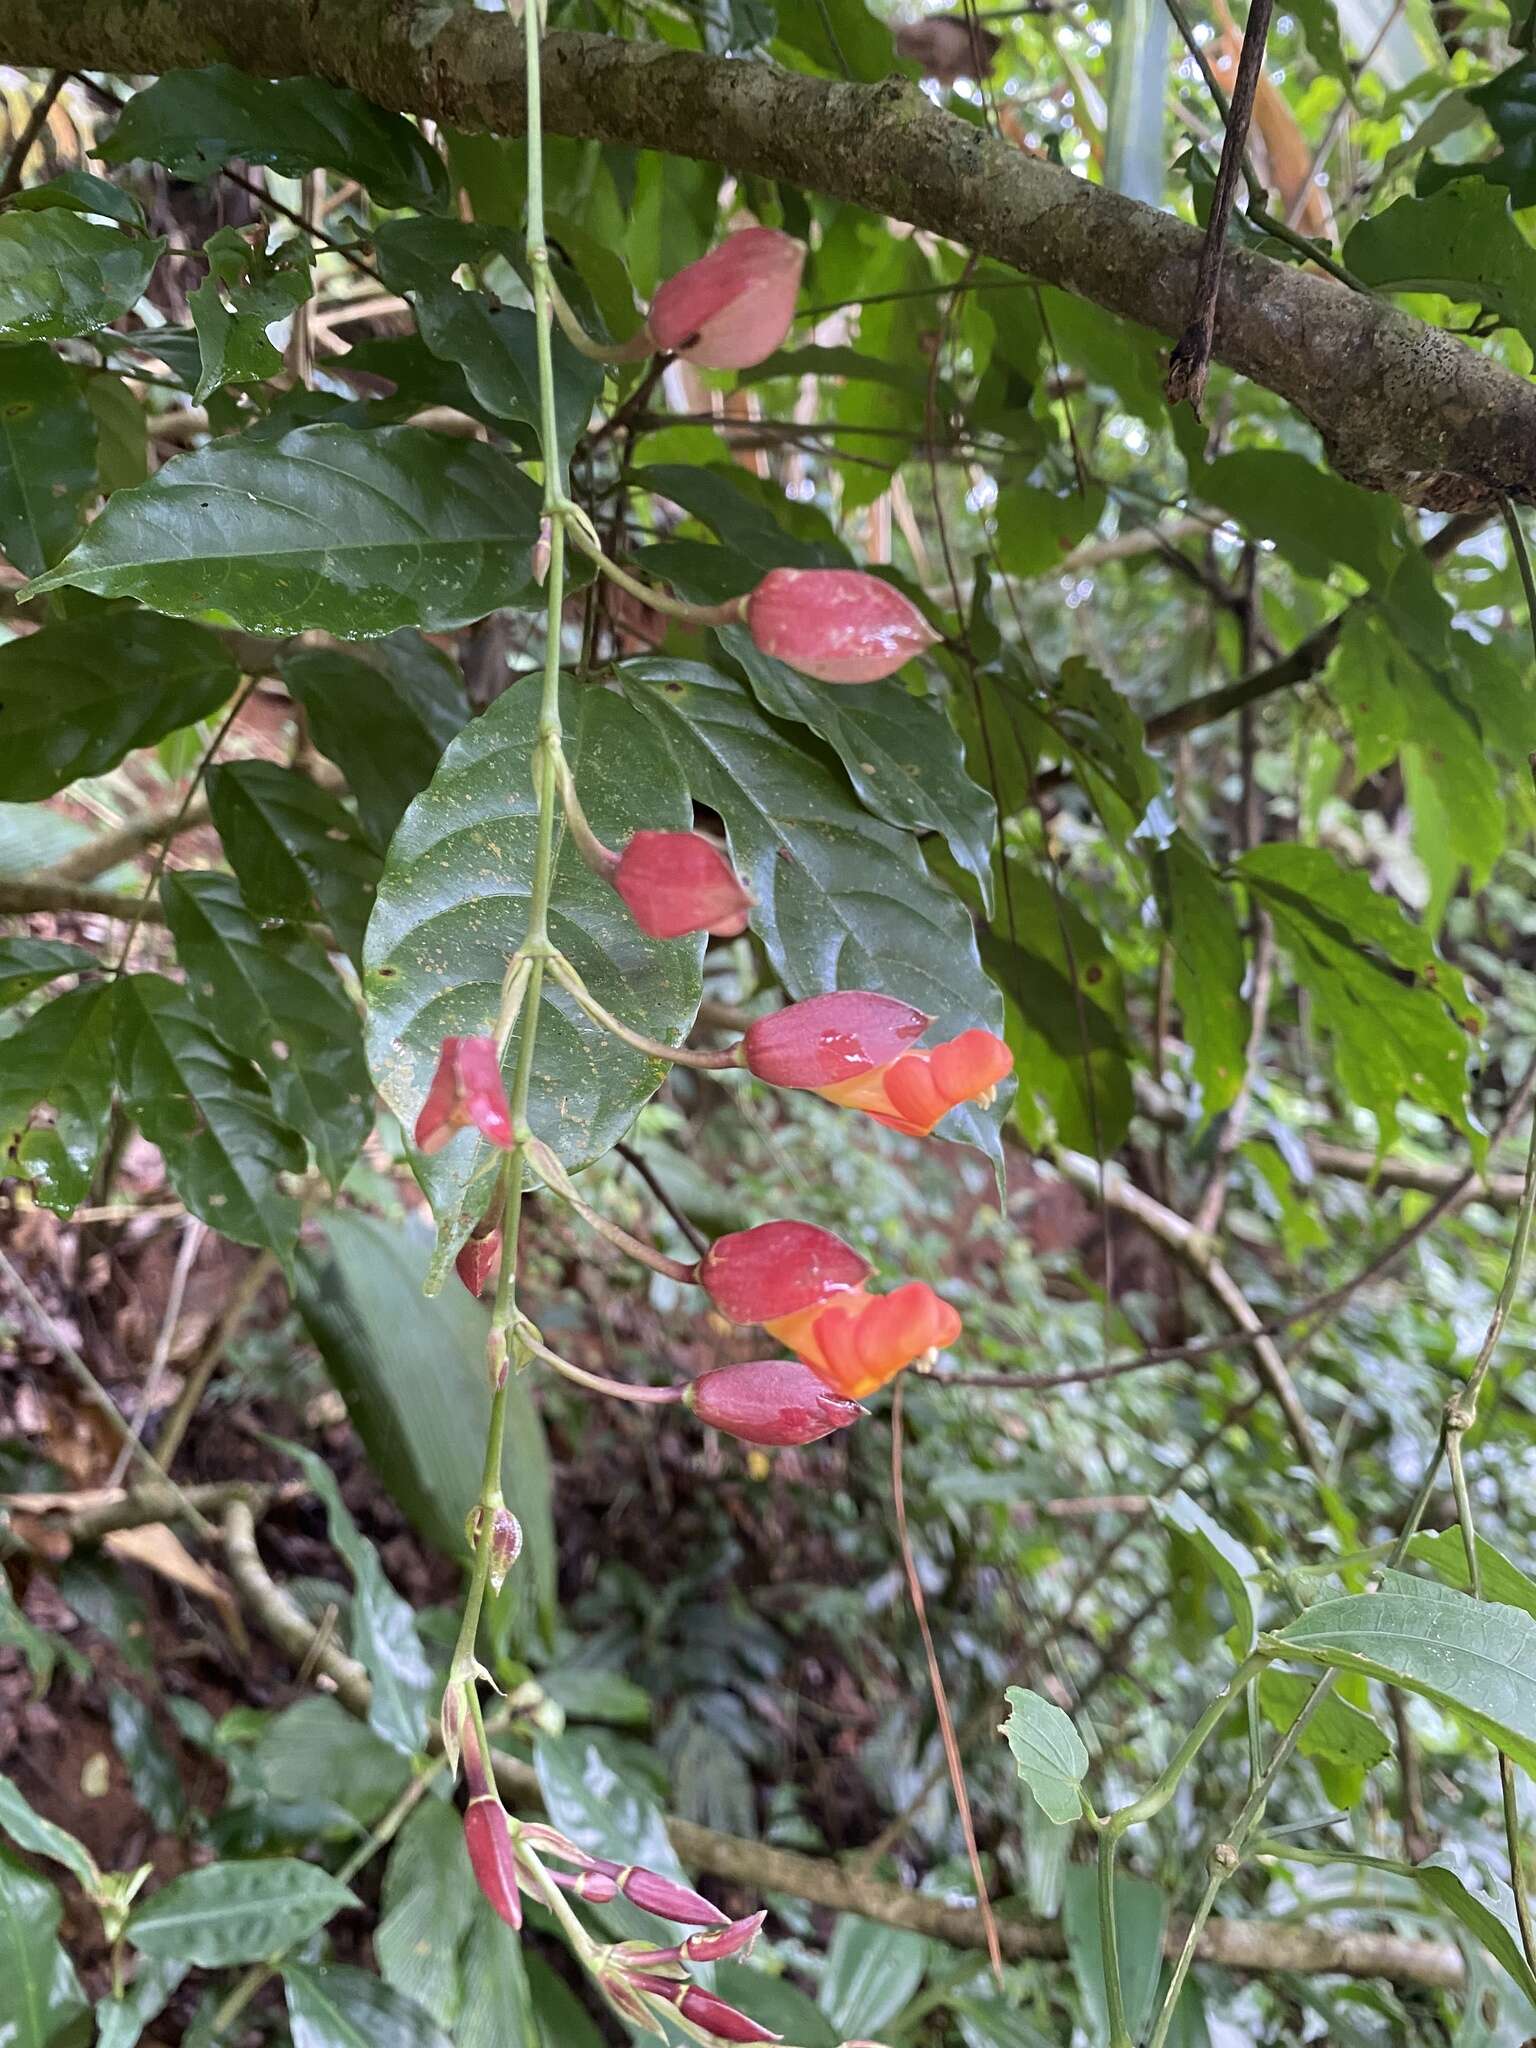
1;3;1533;509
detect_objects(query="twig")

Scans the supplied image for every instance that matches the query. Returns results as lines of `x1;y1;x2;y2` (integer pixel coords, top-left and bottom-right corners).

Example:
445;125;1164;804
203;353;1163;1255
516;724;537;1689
613;1140;710;1254
108;1218;205;1487
46;798;213;885
0;880;165;923
1165;0;1278;410
1;1478;291;1552
0;67;64;197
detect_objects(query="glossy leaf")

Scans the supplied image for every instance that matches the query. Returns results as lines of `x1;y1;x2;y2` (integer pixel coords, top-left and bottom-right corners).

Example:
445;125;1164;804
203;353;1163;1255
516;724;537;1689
86;372;149;494
1000;1685;1090;1824
295;1209;555;1645
0;212;162;341
189;225;313;401
1062;1864;1168;2048
1276;1591;1536;1772
0;612;237;802
453;1905;537;2048
818;1916;929;2038
100;66;449;210
1155;1491;1262;1654
534;1731;699;1943
1345;177;1536;349
26;425;542;637
621;659;1006;1162
954;1998;1057;2048
0;940;95;1011
163;871;371;1189
0;342;95;575
280;635;468;848
208;761;380;968
113;973;305;1264
274;1439;435;1757
94;1959;188;2048
7;172;145;229
128;1858;358;1966
1469;56;1536;207
285;1964;453;2048
107;1688;186;1833
0;1775;99;1892
363;677;703;1268
0;982;117;1214
376;1803;480;2031
251;1697;412;1831
0;1854;88;2048
1192;449;1405;588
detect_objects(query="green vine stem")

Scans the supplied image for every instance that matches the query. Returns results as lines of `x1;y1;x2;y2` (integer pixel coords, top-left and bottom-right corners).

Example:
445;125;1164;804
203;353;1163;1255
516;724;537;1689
513;1314;689;1406
548;953;747;1069
559;507;749;626
525;1133;698;1281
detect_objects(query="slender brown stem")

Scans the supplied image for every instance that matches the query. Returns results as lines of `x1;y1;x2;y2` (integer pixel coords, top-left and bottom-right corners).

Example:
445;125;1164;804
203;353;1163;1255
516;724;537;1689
0;67;64;196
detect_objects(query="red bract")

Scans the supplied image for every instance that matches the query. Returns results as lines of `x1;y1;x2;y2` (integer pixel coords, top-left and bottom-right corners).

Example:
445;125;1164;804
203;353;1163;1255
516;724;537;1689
415;1036;514;1155
771;1281;962;1399
632;1976;782;2043
626;1910;767;1970
817;1027;1015;1136
687;1358;865;1447
741;992;929;1091
612;830;754;940
614;1863;729;1926
455;1228;502;1298
698;1220;870;1325
645;227;804;369
746;568;941;684
464;1796;523;1931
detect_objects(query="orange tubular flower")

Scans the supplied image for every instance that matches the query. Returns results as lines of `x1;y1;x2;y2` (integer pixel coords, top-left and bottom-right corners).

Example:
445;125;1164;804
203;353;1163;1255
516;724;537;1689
815;1027;1015;1137
767;1280;962;1398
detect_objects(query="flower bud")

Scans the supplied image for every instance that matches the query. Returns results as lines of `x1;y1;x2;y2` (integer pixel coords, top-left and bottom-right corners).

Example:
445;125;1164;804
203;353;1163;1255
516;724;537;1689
464;1796;523;1931
815;1026;1015;1137
456;1228;502;1298
612;830;754;940
742;992;929;1090
617;1863;730;1926
772;1281;962;1399
631;1975;781;2043
698;1220;869;1325
440;1680;466;1782
487;1507;523;1593
686;1359;865;1448
415;1035;514;1155
682;1909;767;1965
645;227;804;370
746;568;941;684
531;514;552;586
574;1867;621;1903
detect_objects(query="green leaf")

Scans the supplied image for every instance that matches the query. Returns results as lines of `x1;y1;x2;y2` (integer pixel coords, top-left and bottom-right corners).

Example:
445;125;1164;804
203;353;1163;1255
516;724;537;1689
1345;177;1536;350
1408;1530;1536;1621
0;613;237;802
128;1858;358;1966
100;66;449;210
710;1966;837;2048
526;1955;608;2048
163;871;371;1189
0;212;162;341
280;635;468;848
0;940;95;1010
273;1440;435;1756
1288;0;1350;81
954;1998;1057;2048
1258;1669;1391;1775
208;761;380;968
1276;1591;1536;1772
999;1685;1090;1824
1192;449;1405;589
285;1964;453;2048
1155;1491;1262;1653
1236;843;1480;1150
639;463;845;570
0;1774;100;1891
1154;837;1248;1118
94;1959;188;2048
620;658;1006;1163
7;173;145;229
0;982;117;1214
454;1905;536;2048
252;1698;412;1831
995;483;1106;578
376;1803;480;2031
534;1731;698;1943
86;372;149;494
1468;56;1536;208
363;677;703;1265
0;343;96;575
1411;1855;1536;2009
1062;1865;1168;2048
373;220;600;468
295;1209;555;1646
25;425;542;637
107;1687;186;1833
0;1853;88;2048
113;972;305;1263
189;225;313;401
818;1916;929;2038
1104;0;1172;205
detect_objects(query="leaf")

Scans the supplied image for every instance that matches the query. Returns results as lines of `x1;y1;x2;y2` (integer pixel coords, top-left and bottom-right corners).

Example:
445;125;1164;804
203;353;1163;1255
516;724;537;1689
0;982;117;1214
999;1685;1090;1824
280;635;468;848
638;463;845;570
453;1906;537;2048
0;612;237;802
1344;177;1536;350
1288;0;1350;81
86;373;149;494
1062;1865;1168;2048
620;659;1007;1163
1154;837;1249;1119
363;677;703;1265
1408;1530;1536;1621
208;761;380;967
376;1803;480;2031
1411;1855;1536;2009
995;482;1106;578
1275;1592;1536;1773
0;1853;88;2048
954;1998;1057;2048
25;425;543;637
94;1959;188;2048
1467;56;1536;208
8;172;145;229
163;871;372;1189
113;972;305;1263
100;66;449;210
252;1698;412;1830
285;1965;454;2048
274;1440;436;1756
526;1955;609;2048
107;1687;186;1833
128;1858;358;1967
0;343;96;575
534;1731;699;1943
1257;1669;1390;1773
1236;843;1480;1150
0;1774;100;1891
373;219;601;469
0;212;162;341
1103;0;1172;205
1155;1492;1262;1653
189;225;313;401
1193;449;1405;589
817;1916;929;2038
0;940;95;1010
709;1966;837;2048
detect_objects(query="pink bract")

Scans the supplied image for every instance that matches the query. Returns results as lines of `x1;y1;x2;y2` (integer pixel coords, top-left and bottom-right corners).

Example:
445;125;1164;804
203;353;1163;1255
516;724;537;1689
699;1220;870;1325
687;1358;865;1447
746;567;941;683
741;991;930;1090
612;829;754;940
645;227;804;369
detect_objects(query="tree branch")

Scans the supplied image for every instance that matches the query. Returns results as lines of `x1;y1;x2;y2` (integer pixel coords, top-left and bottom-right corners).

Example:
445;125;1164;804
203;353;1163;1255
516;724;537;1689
0;5;1532;508
0;880;165;923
